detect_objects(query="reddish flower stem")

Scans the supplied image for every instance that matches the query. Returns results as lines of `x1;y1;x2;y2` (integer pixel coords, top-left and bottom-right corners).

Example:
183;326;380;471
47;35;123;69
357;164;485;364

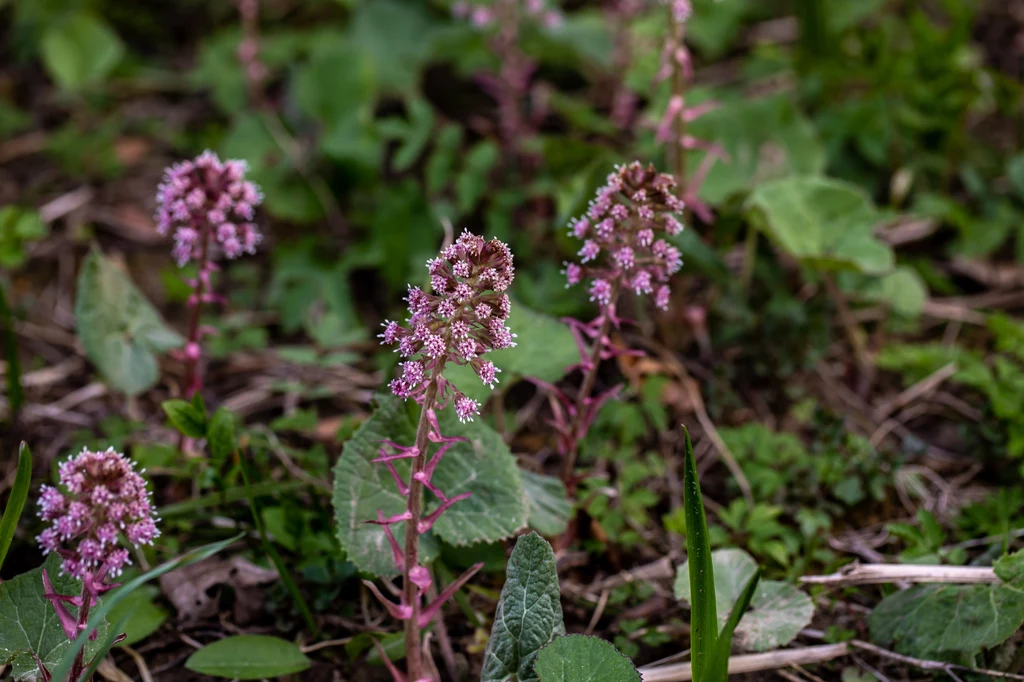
68;584;91;682
402;360;446;681
183;225;213;399
560;284;619;489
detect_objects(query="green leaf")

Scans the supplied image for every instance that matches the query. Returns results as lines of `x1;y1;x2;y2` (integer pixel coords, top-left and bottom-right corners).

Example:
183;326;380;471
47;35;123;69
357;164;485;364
162;400;207;439
534;635;641;682
456;141;500;214
481;533;565;682
105;585;168;647
681;427;717;681
995;549;1024;585
870;266;928;317
207;408;237;463
443;303;579;403
0;450;31;547
747;176;894;275
332;395;527;577
709;566;761;682
49;534;242;682
391;98;436;172
75;249;183;396
0;206;47;269
1007;153;1024;201
0;443;31;573
521;471;572;536
868;581;1024;661
0;554;109;679
185;635;311;680
675;549;813;653
0;283;23;416
687;94;825;204
348;0;436;94
40;12;124;91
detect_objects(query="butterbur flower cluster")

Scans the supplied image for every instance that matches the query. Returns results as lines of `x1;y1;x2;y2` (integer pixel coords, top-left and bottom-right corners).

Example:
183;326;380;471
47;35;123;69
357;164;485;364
156;151;263;398
380;230;516;423
37;447;159;583
156;150;263;266
35;448;158;674
564;161;684;312
370;231;514;682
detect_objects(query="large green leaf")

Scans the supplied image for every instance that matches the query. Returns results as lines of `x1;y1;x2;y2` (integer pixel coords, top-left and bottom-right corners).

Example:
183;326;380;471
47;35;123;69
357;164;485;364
868;580;1024;661
185;635;311;680
348;0;436;94
75;249;183;396
521;471;572;536
675;549;813;653
687;94;825;204
40;12;124;91
481;533;565;682
105;585;168;647
534;635;641;682
332;395;528;577
747;176;894;275
444;303;578;403
0;554;108;680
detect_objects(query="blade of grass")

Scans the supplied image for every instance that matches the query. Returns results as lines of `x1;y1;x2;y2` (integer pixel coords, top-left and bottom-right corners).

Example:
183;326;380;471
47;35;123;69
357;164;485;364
708;568;762;682
158;480;308;518
49;533;242;682
74;611;132;682
0;283;24;418
237;449;319;637
682;426;717;682
0;442;32;572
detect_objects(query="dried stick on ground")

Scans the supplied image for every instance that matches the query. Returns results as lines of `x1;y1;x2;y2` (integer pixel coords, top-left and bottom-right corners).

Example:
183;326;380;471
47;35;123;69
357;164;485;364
800;563;1001;586
637;644;850;682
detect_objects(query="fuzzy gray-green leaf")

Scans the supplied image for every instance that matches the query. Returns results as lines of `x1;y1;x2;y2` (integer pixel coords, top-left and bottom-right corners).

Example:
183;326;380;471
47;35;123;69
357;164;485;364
481;532;565;682
534;635;641;682
332;395;527;577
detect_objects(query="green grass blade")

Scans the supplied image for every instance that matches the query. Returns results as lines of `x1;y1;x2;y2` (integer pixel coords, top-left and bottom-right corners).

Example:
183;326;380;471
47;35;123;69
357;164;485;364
237;450;320;637
0;283;24;418
0;442;32;572
708;567;762;682
75;611;132;682
682;426;717;682
49;533;242;682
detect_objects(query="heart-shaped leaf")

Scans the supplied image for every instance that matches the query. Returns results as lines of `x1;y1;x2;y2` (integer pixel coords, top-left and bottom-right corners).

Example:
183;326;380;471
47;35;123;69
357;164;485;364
75;249;183;396
747;176;894;275
534;635;641;682
0;554;109;680
675;548;814;652
332;395;527;577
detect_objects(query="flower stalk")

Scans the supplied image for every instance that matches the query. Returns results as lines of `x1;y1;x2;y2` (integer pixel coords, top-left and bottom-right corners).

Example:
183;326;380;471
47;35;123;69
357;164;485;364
155;151;263;399
371;231;516;681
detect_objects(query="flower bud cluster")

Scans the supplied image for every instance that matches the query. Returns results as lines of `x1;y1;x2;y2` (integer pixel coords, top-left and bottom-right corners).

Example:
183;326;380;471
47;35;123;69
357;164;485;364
379;230;517;423
564;161;684;311
37;447;159;583
156;150;263;266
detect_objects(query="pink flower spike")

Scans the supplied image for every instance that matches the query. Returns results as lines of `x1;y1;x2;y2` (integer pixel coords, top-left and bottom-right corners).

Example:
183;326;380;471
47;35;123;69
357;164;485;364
363;580;414;621
41;569;78;640
417;492;473;534
417;562;484;628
